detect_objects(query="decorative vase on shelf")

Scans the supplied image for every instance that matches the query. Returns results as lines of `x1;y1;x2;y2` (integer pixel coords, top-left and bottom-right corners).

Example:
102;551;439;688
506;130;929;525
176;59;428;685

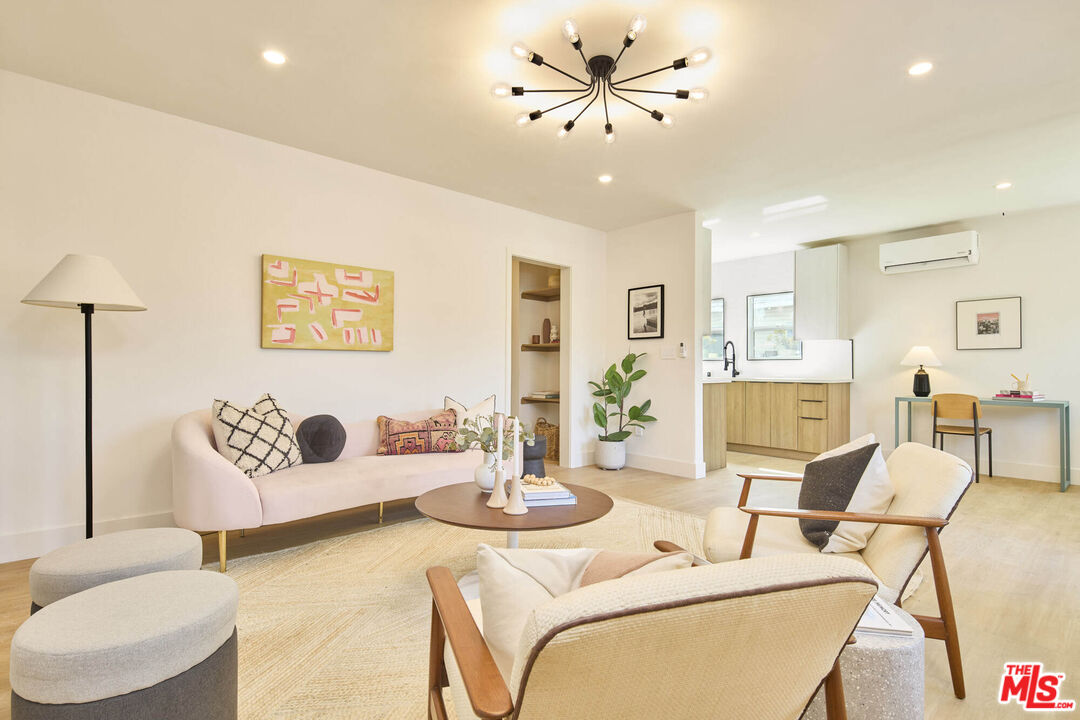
595;439;626;471
474;452;497;493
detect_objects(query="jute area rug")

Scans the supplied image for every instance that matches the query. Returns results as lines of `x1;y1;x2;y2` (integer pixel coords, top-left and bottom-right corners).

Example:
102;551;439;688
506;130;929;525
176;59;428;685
225;497;705;719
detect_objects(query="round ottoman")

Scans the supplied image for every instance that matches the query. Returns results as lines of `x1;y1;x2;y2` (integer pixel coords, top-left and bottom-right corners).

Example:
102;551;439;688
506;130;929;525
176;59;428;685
804;606;925;720
10;570;238;720
29;528;203;612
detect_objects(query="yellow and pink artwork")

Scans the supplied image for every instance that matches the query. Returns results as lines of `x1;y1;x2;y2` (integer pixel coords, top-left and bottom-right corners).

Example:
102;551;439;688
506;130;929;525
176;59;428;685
260;254;394;351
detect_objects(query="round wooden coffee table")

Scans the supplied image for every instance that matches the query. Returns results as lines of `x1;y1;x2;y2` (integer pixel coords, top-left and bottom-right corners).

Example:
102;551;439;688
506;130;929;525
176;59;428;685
415;482;613;548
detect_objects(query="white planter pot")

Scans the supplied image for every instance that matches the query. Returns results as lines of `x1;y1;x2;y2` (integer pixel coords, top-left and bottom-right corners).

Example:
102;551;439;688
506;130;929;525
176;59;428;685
474;452;497;492
595;439;626;470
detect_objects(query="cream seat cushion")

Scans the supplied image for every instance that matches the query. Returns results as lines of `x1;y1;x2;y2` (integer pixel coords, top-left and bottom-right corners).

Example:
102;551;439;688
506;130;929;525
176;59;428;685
703;506;901;599
29;528;203;607
10;570;237;705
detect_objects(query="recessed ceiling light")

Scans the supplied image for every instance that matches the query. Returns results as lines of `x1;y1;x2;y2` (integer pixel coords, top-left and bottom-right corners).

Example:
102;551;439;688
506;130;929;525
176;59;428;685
262;50;287;65
908;61;933;76
598;174;613;184
995;181;1013;190
750;231;761;238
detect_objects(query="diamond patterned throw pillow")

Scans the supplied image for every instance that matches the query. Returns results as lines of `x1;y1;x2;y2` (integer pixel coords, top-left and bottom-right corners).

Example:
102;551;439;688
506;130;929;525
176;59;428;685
211;394;303;478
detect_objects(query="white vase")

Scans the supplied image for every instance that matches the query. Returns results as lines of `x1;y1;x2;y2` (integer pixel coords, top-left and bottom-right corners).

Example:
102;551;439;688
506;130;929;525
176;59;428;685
595;439;626;470
474;452;497;492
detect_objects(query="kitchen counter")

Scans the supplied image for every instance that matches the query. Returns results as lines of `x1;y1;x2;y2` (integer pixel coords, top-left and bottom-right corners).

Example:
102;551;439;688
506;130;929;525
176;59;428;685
703;376;853;384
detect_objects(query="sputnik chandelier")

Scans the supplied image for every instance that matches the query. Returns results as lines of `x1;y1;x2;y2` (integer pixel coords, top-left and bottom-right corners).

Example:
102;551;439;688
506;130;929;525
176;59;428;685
492;14;711;143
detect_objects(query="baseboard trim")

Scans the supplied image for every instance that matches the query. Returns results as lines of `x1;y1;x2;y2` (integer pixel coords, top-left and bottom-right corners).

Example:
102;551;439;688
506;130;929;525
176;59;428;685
0;511;176;564
623;453;700;479
727;443;817;461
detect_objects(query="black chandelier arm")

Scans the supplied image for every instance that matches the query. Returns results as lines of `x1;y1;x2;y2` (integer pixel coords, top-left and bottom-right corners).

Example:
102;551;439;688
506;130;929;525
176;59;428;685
608;87;680;96
522;88;590;93
571;84;602;123
539;82;597;115
607;86;655;116
602;82;610;124
540;59;591;86
610;63;677;87
577;46;589;67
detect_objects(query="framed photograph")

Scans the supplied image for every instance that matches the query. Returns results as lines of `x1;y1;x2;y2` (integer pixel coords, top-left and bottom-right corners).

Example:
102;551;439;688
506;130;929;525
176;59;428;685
956;296;1021;350
628;284;664;340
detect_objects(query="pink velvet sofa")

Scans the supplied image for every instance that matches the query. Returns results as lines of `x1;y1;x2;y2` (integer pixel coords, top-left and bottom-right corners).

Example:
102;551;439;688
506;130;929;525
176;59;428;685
171;408;482;570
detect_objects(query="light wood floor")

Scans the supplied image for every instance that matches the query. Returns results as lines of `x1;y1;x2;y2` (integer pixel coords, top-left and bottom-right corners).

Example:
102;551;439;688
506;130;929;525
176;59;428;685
1;453;1076;719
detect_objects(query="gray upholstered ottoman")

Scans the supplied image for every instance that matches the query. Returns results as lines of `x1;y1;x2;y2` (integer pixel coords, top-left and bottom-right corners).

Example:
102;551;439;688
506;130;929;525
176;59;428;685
804;606;925;720
11;570;238;719
29;528;202;612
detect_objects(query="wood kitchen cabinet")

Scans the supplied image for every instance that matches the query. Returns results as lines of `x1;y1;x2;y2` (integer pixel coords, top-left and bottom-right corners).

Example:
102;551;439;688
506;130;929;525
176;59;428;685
727;381;850;460
702;383;728;471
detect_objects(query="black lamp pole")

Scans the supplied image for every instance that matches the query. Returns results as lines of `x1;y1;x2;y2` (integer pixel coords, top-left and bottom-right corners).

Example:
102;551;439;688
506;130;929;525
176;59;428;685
81;303;94;538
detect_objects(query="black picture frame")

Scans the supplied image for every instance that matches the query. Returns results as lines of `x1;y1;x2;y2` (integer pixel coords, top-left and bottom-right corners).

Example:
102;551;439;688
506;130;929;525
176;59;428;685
955;296;1022;350
627;284;665;340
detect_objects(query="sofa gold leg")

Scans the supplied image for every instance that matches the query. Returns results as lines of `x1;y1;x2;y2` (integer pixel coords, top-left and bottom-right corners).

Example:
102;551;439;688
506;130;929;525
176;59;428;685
379;502;384;524
218;530;227;573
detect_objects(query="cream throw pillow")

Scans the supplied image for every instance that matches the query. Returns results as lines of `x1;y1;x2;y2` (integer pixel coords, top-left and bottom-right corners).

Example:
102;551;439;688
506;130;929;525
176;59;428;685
476;544;693;682
444;395;496;428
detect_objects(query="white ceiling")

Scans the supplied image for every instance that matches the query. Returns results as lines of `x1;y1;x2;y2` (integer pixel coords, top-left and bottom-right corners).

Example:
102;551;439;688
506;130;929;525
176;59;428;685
3;0;1080;257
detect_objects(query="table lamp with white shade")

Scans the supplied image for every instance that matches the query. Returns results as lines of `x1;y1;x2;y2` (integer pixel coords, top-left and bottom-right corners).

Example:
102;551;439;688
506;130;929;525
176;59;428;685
22;254;146;538
901;345;941;397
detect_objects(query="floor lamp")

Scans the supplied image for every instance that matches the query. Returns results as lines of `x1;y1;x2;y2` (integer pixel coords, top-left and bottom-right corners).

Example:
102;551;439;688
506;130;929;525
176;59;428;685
22;255;146;539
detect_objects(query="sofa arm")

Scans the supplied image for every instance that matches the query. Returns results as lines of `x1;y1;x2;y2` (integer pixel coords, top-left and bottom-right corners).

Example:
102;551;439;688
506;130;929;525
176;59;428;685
171;410;262;531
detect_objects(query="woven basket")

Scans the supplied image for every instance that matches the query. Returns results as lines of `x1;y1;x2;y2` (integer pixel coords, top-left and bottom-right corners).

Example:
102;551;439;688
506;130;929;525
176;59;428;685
535;417;560;462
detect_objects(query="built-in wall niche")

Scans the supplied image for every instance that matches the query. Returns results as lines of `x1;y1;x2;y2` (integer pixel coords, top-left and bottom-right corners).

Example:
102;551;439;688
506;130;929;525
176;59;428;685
511;258;563;463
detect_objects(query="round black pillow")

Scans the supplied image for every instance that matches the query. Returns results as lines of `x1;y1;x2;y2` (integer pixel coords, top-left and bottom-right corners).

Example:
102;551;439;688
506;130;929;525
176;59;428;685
296;414;346;463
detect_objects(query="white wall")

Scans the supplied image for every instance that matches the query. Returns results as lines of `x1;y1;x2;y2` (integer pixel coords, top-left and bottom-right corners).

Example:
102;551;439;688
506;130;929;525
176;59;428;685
0;70;608;560
847;204;1080;483
605;213;704;478
707;251;795;373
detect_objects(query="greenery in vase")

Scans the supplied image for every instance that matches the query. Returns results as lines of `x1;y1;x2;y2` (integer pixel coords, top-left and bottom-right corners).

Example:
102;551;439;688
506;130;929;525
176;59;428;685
589;352;657;442
457;414;534;468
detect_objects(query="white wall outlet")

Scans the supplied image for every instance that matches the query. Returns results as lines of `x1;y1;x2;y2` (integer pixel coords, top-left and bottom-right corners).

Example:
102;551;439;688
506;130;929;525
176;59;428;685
634;426;644;436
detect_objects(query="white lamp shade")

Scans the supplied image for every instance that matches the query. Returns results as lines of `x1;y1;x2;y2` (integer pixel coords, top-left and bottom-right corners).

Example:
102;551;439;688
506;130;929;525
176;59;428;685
22;254;146;311
900;345;941;367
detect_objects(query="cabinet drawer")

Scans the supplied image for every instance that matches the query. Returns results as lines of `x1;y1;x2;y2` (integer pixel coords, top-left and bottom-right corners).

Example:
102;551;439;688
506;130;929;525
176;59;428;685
798;418;828;454
799;400;827;419
798;383;827;401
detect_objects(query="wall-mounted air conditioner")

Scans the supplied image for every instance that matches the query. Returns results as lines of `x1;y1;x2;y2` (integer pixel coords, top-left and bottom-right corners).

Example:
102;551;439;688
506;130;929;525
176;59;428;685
879;231;979;274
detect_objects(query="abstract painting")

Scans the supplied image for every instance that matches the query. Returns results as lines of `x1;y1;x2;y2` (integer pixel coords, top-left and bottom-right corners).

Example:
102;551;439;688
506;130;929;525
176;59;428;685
956;296;1021;350
261;254;394;351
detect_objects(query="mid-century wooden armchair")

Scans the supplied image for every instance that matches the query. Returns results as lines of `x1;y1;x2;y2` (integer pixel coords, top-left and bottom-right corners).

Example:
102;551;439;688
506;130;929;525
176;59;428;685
427;554;878;720
657;441;973;699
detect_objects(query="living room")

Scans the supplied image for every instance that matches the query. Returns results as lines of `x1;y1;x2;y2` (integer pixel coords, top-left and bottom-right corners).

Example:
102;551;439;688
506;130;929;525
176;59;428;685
2;2;1079;719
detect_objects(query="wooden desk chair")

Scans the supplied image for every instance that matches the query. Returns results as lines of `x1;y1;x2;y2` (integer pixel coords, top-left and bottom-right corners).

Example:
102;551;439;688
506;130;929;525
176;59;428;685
932;393;991;482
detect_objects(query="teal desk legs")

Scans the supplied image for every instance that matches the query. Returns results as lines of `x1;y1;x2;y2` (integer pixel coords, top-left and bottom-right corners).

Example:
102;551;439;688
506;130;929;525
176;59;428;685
907;402;913;442
894;398;900;449
1063;405;1072;492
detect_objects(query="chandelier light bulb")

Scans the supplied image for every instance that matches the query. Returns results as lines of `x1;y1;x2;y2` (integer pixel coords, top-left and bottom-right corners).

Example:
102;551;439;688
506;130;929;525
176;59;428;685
604;123;616;144
627;15;648;36
688;87;709;102
561;18;581;45
511;41;532;60
515;112;532;127
491;82;512;98
686;47;712;66
557;120;575;139
661;114;675;128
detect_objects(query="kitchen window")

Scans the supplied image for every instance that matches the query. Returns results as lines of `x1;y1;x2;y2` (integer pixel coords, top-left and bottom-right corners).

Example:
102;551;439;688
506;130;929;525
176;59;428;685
747;292;802;360
702;298;725;360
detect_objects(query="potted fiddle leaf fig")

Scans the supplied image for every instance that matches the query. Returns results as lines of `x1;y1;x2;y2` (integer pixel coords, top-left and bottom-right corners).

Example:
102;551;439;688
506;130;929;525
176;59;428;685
588;352;657;470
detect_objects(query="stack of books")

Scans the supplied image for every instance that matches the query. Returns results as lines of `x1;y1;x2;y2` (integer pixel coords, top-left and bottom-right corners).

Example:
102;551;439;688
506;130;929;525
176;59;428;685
994;390;1046;401
528;390;560;400
856;596;915;637
520;481;577;507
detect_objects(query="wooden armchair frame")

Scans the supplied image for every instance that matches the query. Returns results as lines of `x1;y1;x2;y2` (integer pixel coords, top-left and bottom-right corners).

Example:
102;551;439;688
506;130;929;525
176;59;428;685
658;472;966;699
426;562;853;720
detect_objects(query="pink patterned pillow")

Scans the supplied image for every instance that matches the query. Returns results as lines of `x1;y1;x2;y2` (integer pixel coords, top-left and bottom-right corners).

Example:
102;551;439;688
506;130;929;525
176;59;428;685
376;410;462;455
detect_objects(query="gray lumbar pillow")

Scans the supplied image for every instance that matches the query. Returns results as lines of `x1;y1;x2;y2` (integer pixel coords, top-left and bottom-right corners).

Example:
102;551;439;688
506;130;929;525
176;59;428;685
798;442;895;553
296;415;347;463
